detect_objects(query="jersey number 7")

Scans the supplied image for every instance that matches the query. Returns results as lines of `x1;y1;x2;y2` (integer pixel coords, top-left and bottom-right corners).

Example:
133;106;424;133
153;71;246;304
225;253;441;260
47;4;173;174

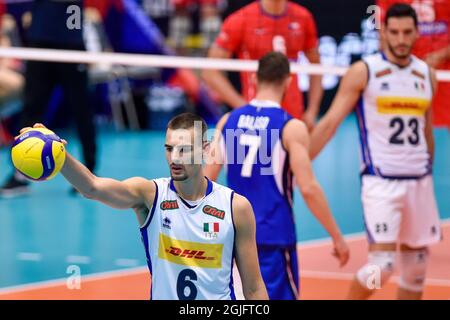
239;134;262;178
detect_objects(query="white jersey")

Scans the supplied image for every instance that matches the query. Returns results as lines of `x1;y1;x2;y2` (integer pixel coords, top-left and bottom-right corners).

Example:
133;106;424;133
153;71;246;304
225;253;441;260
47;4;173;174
140;177;236;300
358;52;433;179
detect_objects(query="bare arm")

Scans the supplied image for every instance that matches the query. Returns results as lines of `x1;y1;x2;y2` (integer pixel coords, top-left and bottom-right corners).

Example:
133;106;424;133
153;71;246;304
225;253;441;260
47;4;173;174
62;152;154;209
303;48;324;129
424;45;450;68
62;153;155;226
233;194;268;300
283;120;349;266
204;113;229;181
17;124;155;225
309;61;368;159
425;68;438;163
202;45;246;108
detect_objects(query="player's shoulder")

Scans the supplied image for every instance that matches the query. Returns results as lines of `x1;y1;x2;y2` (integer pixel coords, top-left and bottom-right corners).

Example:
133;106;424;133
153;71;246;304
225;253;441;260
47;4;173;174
231;192;253;221
152;177;170;184
282;118;309;144
411;54;430;70
231;192;253;214
284;118;308;133
230;193;256;229
210;179;234;196
151;177;171;191
361;52;384;65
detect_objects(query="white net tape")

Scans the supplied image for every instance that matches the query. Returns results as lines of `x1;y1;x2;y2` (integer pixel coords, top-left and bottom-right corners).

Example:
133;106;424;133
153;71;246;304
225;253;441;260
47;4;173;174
1;47;450;81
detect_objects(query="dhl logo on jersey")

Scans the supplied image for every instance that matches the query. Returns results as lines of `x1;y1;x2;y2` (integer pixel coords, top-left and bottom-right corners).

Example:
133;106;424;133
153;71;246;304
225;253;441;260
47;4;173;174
158;234;223;269
376;97;430;116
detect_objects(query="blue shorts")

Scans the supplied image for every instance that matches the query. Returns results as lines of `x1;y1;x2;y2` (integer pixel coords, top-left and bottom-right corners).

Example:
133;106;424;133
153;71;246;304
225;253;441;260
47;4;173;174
257;245;299;300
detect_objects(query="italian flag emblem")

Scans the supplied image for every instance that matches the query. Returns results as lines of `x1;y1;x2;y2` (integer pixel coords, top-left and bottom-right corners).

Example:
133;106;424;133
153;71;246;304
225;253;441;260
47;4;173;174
204;222;219;233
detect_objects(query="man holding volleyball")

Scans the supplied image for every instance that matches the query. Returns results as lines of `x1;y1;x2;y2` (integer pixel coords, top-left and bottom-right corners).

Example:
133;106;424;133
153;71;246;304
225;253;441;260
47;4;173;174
15;114;268;300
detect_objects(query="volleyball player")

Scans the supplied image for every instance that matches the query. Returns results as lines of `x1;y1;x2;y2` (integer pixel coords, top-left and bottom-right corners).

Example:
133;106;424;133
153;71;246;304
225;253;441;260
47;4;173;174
20;113;268;300
310;4;442;299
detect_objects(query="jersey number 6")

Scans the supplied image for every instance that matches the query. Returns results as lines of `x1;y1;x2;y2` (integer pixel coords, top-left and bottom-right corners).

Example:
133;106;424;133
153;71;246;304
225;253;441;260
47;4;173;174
177;269;198;300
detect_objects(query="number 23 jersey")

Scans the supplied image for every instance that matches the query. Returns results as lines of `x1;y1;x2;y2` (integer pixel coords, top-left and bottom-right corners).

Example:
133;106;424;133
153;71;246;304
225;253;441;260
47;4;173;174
357;52;433;179
140;178;236;300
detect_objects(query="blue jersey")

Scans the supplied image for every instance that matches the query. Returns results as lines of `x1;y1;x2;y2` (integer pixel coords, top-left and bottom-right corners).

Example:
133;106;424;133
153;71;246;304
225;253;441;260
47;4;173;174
222;100;295;246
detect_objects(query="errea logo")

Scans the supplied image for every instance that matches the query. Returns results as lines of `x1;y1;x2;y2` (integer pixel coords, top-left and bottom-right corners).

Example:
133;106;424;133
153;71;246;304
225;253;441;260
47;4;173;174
202;205;225;220
162;216;172;229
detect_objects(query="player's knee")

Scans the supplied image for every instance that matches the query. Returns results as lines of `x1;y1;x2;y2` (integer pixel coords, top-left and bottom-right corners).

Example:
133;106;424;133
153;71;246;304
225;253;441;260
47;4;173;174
356;251;396;290
398;248;428;292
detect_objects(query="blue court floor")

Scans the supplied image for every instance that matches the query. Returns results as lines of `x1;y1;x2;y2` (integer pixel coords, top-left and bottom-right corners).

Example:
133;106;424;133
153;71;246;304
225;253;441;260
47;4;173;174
0;114;449;289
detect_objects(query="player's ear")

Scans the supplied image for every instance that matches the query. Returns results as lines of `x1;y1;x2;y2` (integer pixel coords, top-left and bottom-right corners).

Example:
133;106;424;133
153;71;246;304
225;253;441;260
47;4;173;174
202;141;211;163
203;141;211;153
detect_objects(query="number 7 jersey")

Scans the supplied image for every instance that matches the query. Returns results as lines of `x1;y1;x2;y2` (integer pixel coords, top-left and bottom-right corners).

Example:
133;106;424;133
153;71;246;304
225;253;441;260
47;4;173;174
357;52;433;179
222;100;295;246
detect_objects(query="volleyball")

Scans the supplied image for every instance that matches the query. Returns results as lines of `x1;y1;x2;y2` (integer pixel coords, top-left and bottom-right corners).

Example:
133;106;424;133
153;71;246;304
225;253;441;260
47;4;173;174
11;128;66;181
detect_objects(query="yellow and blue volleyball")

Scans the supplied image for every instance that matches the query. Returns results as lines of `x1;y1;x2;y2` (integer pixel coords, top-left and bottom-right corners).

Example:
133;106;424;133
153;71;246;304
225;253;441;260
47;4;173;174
11;128;66;181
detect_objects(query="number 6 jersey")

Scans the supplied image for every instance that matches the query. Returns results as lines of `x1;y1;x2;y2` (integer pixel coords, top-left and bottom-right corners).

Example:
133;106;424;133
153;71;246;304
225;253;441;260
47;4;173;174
358;52;433;179
140;177;236;300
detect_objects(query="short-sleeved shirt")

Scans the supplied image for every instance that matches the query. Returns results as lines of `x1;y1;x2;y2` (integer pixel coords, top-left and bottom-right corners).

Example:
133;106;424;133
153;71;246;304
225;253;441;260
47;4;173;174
377;0;450;126
214;1;319;119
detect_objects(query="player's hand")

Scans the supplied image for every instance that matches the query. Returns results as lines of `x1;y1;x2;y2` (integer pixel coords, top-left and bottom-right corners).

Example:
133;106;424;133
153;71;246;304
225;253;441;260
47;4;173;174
332;236;350;267
15;123;68;145
301;110;317;131
424;49;448;68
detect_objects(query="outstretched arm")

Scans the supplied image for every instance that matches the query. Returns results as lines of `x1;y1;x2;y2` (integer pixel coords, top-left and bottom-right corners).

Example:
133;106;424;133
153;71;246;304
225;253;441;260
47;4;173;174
62;152;154;211
309;61;368;159
283;120;349;267
19;124;155;224
232;193;268;300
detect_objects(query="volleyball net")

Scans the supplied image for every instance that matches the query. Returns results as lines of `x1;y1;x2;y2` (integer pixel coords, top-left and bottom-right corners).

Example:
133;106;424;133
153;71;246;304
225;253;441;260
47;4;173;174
1;47;450;81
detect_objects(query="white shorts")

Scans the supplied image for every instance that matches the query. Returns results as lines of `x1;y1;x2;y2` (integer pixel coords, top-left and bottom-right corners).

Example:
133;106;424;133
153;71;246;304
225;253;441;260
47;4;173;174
361;175;442;248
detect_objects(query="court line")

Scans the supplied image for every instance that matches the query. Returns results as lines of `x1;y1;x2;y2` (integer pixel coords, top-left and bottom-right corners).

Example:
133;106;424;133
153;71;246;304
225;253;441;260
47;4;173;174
16;252;42;262
2;220;449;295
66;256;91;265
114;259;140;268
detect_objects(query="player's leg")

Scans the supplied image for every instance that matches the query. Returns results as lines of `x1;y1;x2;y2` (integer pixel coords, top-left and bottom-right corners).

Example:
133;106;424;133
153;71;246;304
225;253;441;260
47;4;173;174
397;244;428;300
20;61;57;127
59;61;97;172
396;175;442;300
0;60;56;196
257;245;298;300
347;176;405;299
348;242;396;299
